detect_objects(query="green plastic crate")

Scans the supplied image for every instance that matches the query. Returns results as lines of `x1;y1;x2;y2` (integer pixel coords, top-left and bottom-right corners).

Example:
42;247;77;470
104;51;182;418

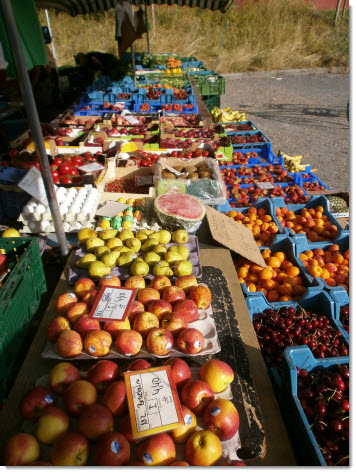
0;237;46;400
203;94;221;112
193;73;225;96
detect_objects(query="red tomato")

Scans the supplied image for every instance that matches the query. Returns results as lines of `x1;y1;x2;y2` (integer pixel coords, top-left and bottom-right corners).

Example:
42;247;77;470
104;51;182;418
52;177;60;184
71;156;83;166
60;176;73;184
58;163;73;176
53;157;63;166
171;151;178;157
202;150;209;157
68;168;79;177
51;170;60;179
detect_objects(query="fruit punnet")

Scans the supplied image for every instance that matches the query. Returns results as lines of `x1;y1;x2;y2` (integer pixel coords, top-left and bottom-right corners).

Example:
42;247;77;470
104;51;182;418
154;193;206;232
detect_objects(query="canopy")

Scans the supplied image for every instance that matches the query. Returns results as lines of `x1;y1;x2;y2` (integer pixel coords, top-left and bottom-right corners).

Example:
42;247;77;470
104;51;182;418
34;0;234;15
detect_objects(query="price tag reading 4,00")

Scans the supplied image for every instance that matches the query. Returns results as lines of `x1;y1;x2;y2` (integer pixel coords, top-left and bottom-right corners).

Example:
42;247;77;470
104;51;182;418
89;286;137;322
125;366;184;439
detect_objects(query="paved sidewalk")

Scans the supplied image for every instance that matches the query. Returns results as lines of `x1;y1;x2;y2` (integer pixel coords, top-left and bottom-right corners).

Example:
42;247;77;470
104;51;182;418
221;72;350;192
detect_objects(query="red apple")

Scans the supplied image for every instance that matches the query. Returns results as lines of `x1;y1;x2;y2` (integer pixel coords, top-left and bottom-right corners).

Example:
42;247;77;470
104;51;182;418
78;403;114;441
173;299;199;323
103;318;131;338
74;315;100;339
128;301;145;323
177;328;204;354
162;286;186;304
127;359;151;371
56;292;78;315
56;330;83;358
83;330;112;357
203;398;239;440
63;380;97;416
137;432;176;466
161;311;188;337
189;285;212;310
93;432;130;466
133;311;160;337
66;302;89;325
125;275;146;289
175;275;198;295
170;405;196;443
137;288;160;306
102;380;127;416
98;275;121;289
147;299;172;321
115;329;142;356
86;360;120;392
118;414;136;444
163;358;191;389
36;406;70;444
200;359;234;393
185;430;222;466
48;362;81;394
146;328;173;356
82;289;100;309
20;386;54;420
74;278;95;299
181;380;214;416
149;275;172;294
46;316;71;343
50;432;89;466
3;433;40;466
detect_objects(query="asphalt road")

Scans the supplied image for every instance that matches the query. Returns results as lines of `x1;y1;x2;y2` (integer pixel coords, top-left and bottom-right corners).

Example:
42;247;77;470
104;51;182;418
221;72;350;192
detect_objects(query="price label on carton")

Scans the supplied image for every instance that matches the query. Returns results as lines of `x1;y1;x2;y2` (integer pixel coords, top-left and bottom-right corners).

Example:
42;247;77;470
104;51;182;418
125;366;184;440
89;286;137;322
18;166;48;205
124;115;140;125
256;182;276;190
77;162;105;173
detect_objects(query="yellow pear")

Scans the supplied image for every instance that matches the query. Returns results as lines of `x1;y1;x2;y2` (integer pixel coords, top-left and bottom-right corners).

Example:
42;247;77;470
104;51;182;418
135;230;150;243
106;238;123;251
78;228;97;245
86;237;105;253
88;261;111;279
153;261;174;277
101;250;121;268
75;253;97;269
117;251;137;268
165;249;184;266
95;246;111;259
150;230;171;244
143;252;161;268
118;229;134;243
170;244;189;260
172;229;189;244
141;238;159;253
99;229;118;241
119;246;132;254
153;244;167;259
125;238;142;253
130;258;150;277
173;260;193;277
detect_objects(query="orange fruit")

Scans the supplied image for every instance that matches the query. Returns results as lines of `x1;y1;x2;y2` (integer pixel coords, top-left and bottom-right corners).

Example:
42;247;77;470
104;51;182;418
286;266;300;277
325;278;336;287
308;266;322;277
283;276;298;287
273;251;286;262
267;290;280;302
259;268;273;280
278;283;293;296
264;279;277;291
281;260;293;270
292;285;307;296
276;272;288;283
247;283;257;292
251;264;264;274
320;268;330;280
262;249;271;259
266;257;281;269
279;296;293;302
329;244;339;252
238;267;249;278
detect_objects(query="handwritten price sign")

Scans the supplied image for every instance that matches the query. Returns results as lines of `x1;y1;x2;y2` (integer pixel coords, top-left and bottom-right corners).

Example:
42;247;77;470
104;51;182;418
89;286;137;322
125;366;184;439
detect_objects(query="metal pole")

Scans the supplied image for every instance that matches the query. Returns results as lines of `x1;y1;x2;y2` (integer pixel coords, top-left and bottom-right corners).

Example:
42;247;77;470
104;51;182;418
334;0;342;25
145;4;150;54
151;4;155;36
342;0;347;18
44;8;57;66
0;0;69;256
131;44;136;88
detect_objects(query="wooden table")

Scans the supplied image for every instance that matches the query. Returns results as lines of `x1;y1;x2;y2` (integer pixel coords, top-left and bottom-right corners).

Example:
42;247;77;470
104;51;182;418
0;247;295;465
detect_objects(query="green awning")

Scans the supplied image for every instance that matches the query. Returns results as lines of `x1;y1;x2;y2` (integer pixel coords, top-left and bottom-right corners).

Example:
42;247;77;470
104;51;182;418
34;0;234;15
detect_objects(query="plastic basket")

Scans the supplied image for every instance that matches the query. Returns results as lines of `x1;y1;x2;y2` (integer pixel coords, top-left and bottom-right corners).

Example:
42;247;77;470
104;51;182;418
202;94;221;112
0;237;47;400
296;171;331;191
218;148;284;166
192;72;225;95
329;287;349;344
281;346;349;465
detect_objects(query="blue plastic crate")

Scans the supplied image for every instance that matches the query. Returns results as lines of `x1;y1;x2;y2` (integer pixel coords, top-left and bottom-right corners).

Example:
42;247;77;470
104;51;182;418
0;167;32;219
281;346;349;466
329;287;349;344
296;170;331;191
162;104;199;115
230;131;272;151
224;120;260;133
271;194;345;241
219;148;284;166
292;232;350;291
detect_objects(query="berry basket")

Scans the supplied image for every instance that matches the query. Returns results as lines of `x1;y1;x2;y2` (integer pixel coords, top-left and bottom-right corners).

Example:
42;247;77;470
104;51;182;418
0;237;46;400
230;131;272;151
280;346;349;466
296;170;331;192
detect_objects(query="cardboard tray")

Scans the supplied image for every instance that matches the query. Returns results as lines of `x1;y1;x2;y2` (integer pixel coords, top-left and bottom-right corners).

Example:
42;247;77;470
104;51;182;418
68;234;202;284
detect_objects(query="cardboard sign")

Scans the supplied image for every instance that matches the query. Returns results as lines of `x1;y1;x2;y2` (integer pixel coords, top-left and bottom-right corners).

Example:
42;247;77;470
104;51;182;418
135;175;154;187
256;182;276;190
77;162;105;173
89;285;137;322
125;366;184;440
206;205;266;268
18;166;48;205
96;201;129;217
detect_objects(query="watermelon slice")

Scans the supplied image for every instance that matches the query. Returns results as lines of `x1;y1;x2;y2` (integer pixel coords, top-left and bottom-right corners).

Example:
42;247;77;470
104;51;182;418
154;192;206;232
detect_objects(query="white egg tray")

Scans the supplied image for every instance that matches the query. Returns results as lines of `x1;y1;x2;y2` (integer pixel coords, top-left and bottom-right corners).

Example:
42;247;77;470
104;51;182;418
20;220;96;234
21;367;241;465
42;305;220;361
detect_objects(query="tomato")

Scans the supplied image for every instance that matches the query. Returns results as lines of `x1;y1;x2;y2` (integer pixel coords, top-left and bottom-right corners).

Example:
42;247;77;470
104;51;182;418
193;150;202;158
202;150;209;157
185;152;193;159
51;169;60;179
86;155;96;162
72;156;83;166
171;151;178;157
53;157;63;166
52;177;60;184
60;176;73;184
67;168;79;177
58;163;73;176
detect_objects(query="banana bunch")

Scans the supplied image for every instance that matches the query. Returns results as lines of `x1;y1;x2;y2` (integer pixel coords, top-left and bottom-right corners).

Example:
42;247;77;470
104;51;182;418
279;151;315;173
211;106;246;123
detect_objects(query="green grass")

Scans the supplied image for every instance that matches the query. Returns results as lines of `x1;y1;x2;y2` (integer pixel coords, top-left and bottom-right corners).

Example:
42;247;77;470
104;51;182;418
38;0;349;73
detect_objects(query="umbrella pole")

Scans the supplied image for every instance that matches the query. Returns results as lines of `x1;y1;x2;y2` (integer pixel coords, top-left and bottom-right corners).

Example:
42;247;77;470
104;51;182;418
145;4;150;54
44;9;57;68
0;0;69;257
131;44;136;88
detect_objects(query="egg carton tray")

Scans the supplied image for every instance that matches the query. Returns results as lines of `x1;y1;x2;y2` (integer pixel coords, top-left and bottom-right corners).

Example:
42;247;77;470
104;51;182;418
42;304;220;360
21;366;241;465
68;234;202;284
19;221;96;234
18;194;100;223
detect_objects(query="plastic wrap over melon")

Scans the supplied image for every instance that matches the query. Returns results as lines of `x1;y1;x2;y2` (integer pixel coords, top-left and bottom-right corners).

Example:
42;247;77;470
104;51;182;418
154;191;206;233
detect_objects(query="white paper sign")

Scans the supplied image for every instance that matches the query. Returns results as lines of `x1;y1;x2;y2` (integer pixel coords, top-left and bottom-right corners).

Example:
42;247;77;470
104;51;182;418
89;286;137;321
18;166;48;205
332;212;349;218
124;115;140;125
256;182;276;190
77;162;105;173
